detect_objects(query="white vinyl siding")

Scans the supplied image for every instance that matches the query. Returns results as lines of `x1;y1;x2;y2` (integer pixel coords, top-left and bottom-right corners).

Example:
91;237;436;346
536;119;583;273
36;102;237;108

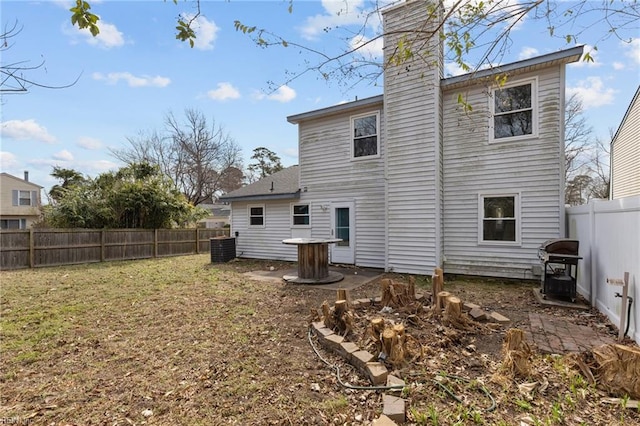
383;1;442;275
230;200;297;261
443;67;564;278
296;103;386;268
611;89;640;199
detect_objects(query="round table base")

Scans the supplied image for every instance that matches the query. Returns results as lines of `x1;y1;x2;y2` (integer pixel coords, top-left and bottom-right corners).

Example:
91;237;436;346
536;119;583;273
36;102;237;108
283;271;344;285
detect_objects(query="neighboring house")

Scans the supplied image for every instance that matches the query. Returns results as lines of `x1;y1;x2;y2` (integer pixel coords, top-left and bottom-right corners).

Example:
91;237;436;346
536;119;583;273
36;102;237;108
0;171;43;229
197;202;231;228
610;85;640;199
220;0;583;279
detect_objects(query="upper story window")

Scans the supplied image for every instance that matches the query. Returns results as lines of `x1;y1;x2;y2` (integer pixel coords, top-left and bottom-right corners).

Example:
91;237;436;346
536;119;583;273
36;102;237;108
12;190;35;207
479;194;520;245
248;205;265;227
351;112;380;159
491;78;537;142
291;204;310;226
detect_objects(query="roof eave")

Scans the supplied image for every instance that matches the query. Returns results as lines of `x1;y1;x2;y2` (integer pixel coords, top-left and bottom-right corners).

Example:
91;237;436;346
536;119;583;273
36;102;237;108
287;95;384;124
219;191;301;202
442;46;585;90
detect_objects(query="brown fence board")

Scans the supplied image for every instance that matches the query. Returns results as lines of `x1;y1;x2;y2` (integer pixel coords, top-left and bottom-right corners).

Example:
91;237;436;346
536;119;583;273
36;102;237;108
0;228;229;270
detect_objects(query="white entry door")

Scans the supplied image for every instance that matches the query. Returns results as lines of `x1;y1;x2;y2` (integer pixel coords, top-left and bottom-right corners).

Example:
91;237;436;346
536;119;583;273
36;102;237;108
330;202;355;264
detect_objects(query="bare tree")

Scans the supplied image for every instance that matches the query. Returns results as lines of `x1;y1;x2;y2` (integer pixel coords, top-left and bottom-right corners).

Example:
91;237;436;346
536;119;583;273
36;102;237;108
564;94;593;182
1;20;79;94
111;109;243;205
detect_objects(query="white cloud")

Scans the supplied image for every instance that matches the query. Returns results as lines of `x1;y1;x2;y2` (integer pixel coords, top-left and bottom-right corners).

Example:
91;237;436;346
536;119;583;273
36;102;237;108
567;77;616;109
253;85;297;103
207;82;241;101
299;0;379;41
71;21;125;49
0;151;19;169
0;119;56;144
53;150;74;161
569;45;601;68
77;137;103;150
92;72;171;88
518;47;539;60
623;38;640;65
444;61;466;77
349;35;383;60
182;14;219;50
612;62;625;70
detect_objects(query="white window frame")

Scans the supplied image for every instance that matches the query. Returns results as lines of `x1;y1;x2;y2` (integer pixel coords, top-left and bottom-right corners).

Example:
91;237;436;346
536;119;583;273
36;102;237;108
477;193;521;246
350;111;381;160
248;204;265;228
489;77;538;143
291;203;311;228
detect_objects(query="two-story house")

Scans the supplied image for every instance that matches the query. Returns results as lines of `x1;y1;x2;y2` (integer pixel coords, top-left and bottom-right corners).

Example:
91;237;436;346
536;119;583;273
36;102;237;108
0;171;43;229
610;85;640;199
220;0;584;279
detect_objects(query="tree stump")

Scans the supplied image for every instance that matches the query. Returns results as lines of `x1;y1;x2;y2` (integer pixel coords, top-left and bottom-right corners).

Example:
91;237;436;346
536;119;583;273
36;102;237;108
321;300;334;329
443;295;469;329
436;291;451;311
336;288;349;305
432;267;444;307
381;278;415;307
501;328;531;378
593;344;640;399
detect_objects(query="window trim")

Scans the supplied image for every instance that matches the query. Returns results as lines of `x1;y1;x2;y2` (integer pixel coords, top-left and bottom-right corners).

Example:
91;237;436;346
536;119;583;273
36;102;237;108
247;204;265;228
290;203;311;228
477;192;521;246
489;77;538;143
350;111;381;160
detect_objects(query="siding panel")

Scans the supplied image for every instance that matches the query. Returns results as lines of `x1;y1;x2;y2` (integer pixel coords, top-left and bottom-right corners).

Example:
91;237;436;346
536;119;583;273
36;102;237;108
442;67;564;278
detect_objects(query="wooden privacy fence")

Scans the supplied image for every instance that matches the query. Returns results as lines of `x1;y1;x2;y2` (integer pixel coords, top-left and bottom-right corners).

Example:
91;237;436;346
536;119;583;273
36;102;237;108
0;228;230;270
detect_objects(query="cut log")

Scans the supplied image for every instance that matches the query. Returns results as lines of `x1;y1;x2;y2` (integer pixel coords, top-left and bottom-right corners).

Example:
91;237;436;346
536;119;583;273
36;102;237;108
336;288;349;304
408;276;416;300
381;278;414;307
321;300;334;330
501;328;531;378
443;295;470;329
371;317;385;336
432;268;444;307
436;291;451;311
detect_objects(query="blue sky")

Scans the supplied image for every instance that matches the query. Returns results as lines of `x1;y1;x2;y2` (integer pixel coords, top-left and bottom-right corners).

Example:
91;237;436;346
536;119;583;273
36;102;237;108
1;0;639;195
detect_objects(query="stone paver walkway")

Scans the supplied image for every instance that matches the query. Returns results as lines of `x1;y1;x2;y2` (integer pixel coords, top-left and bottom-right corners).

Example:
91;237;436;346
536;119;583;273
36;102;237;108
524;312;616;354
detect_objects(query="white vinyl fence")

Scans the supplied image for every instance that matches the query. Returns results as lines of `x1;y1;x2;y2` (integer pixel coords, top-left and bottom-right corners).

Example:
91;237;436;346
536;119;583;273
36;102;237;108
566;195;640;344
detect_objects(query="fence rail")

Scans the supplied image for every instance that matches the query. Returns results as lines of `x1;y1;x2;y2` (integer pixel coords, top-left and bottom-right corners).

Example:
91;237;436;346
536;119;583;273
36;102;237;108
0;228;230;270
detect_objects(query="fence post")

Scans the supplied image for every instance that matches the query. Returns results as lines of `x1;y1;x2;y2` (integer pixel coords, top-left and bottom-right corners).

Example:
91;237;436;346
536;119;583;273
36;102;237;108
589;201;597;306
101;230;106;262
29;228;34;268
154;229;158;258
196;228;200;254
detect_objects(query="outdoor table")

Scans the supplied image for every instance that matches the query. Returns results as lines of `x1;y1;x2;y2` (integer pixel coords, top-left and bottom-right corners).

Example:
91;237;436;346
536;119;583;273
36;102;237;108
282;238;344;284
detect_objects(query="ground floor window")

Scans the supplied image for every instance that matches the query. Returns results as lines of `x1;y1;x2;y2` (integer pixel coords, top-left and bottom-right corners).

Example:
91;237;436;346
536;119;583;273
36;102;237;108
1;219;26;229
291;204;310;226
479;194;519;243
248;205;265;227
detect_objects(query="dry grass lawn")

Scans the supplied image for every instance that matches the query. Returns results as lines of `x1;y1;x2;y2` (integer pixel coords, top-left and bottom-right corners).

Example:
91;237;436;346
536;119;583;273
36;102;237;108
1;255;637;425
